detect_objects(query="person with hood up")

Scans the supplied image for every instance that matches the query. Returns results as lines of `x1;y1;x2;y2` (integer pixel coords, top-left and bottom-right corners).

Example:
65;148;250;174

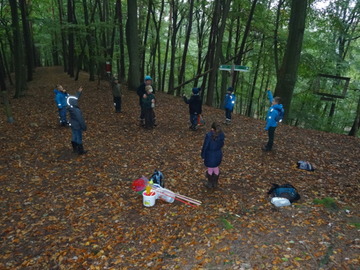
54;84;69;126
262;89;284;151
223;86;236;125
201;122;225;188
67;87;87;155
183;87;202;130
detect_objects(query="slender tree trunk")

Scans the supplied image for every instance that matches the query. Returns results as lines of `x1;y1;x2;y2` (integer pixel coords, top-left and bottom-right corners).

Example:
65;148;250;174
247;35;265;117
116;0;126;81
67;0;75;77
9;0;26;98
232;0;258;87
19;0;34;81
206;0;231;106
274;0;308;121
176;0;194;96
126;0;140;90
348;92;360;136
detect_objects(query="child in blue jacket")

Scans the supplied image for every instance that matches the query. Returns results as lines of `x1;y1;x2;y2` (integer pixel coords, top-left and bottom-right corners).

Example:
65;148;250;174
224;87;236;124
54;85;69;126
201;122;225;188
263;89;284;151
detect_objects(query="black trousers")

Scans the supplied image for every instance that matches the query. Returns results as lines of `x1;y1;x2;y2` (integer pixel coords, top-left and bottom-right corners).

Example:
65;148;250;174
113;96;121;112
144;108;154;128
266;126;276;150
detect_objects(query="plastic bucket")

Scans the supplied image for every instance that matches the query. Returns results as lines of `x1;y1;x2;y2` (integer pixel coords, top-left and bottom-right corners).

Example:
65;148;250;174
143;191;156;207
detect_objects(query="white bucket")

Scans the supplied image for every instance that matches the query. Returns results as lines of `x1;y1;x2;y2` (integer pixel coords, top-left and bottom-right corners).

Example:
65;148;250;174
143;191;156;207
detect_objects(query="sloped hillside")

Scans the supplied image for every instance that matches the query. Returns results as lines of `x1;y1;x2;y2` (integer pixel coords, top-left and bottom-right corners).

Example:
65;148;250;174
0;67;359;269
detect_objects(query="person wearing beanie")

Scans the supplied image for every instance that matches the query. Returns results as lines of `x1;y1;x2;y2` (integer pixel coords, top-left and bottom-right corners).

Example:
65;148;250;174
201;122;225;188
183;87;202;130
137;75;156;126
223;87;236;124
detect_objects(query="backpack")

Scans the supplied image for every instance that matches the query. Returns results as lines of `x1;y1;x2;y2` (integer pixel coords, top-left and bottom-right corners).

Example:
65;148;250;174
149;170;164;187
275;107;284;123
297;161;315;171
267;183;300;203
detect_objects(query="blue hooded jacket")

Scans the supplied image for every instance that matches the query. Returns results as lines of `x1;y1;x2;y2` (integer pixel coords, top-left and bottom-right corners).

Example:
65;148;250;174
265;90;284;130
54;89;69;109
224;92;236;110
201;131;225;168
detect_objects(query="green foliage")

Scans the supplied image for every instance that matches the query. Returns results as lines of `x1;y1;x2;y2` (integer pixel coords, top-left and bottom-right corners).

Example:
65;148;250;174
313;197;338;210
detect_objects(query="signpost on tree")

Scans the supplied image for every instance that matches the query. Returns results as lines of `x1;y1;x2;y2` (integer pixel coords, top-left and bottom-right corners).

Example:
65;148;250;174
219;64;250;88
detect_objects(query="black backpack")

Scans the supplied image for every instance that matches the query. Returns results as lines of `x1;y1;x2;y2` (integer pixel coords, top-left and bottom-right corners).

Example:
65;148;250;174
267;183;300;203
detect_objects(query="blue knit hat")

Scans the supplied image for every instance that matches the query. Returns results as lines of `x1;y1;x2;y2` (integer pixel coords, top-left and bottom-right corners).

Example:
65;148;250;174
227;87;234;92
192;87;200;95
145;75;152;81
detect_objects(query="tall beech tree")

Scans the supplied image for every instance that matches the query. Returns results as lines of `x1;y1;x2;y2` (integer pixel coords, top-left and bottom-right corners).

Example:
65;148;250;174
126;0;140;90
274;0;308;121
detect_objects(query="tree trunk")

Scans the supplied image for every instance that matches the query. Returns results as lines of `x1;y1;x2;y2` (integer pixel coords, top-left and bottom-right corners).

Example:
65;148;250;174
348;93;360;136
206;0;231;106
176;0;194;96
67;0;75;77
126;0;140;90
274;0;308;121
9;0;26;98
232;0;258;87
19;0;34;81
116;0;126;82
57;0;68;72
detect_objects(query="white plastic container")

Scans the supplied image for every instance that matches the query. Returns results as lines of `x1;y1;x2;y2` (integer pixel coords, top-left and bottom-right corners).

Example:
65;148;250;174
158;188;175;203
143;191;156;207
271;197;291;207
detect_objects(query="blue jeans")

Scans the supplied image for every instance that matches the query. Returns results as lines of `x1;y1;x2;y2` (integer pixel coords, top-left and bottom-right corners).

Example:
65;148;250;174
71;129;83;144
190;114;198;126
58;107;67;123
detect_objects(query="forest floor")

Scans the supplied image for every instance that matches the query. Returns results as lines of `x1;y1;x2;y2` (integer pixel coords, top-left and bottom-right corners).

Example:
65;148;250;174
0;67;359;270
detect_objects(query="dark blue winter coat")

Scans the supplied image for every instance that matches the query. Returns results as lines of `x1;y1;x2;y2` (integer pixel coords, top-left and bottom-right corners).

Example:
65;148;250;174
201;131;225;168
265;90;284;130
67;96;87;131
183;94;202;115
224;93;236;110
54;89;68;109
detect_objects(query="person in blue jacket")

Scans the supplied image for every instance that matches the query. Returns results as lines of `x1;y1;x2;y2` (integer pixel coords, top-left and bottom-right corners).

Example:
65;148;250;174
183;87;202;130
224;86;236;124
262;89;284;151
67;87;87;155
54;85;69;126
201;122;225;188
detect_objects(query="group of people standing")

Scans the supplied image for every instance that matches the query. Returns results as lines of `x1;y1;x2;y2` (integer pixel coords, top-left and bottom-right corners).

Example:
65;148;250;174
53;76;284;189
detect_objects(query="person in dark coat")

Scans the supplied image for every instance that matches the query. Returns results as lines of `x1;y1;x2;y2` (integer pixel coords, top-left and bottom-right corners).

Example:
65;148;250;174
183;87;202;130
53;84;69;126
137;75;155;125
112;77;122;113
201;122;225;188
67;87;87;155
142;85;156;129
